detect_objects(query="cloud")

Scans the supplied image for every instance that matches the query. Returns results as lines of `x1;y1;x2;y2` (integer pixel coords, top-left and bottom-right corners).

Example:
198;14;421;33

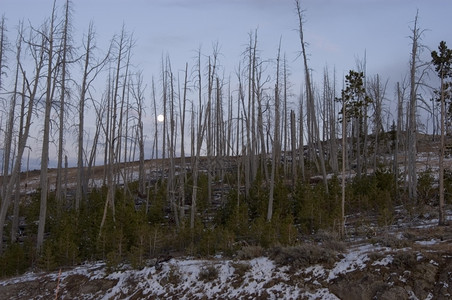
310;34;340;54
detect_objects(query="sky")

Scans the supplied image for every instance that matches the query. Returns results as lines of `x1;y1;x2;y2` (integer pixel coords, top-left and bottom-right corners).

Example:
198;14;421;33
3;0;451;85
1;0;452;168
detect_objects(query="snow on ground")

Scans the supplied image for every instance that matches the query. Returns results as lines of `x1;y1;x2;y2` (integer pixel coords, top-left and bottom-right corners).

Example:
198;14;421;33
1;227;451;300
327;244;372;282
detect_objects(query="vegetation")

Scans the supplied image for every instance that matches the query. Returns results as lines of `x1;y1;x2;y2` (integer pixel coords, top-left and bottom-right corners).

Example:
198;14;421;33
0;1;450;279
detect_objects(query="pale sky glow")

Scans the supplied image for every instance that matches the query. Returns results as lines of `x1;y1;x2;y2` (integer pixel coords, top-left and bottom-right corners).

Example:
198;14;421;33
3;0;450;84
1;0;452;169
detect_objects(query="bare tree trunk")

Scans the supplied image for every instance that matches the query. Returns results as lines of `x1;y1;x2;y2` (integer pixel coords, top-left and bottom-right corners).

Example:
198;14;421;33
227;80;233;158
0;49;42;251
299;92;305;181
191;48;205;229
438;63;446;225
295;0;328;193
103;75;112;186
290;110;297;185
11;161;21;243
56;0;71;206
133;72;146;196
369;75;384;172
267;41;282;222
37;3;58;252
148;78;158;214
207;57;213;207
100;28;130;235
168;67;180;227
238;75;250;198
76;25;91;210
407;12;420;203
76;23;109;209
0;16;6;91
356;115;362;178
0;17;7;193
283;55;289;176
178;63;188;224
2;21;18;203
341;96;347;239
10;64;25;244
395;82;403;199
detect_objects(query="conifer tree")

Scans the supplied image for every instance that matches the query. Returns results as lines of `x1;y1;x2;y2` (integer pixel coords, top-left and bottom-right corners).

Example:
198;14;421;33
431;41;452;226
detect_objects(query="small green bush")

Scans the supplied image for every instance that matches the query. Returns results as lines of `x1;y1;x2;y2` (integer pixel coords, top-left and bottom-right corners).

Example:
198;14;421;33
231;261;251;277
236;245;264;260
417;169;437;205
160;264;182;286
269;243;338;269
198;264;219;282
105;251;121;273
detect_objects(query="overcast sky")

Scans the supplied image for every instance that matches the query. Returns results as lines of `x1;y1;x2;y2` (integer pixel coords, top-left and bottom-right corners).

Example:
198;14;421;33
3;0;451;85
2;0;452;168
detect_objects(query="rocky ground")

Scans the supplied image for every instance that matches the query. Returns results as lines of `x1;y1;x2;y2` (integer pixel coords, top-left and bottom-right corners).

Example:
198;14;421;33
0;206;451;299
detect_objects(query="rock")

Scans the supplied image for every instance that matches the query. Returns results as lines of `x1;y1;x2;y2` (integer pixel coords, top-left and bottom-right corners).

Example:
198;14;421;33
379;286;409;300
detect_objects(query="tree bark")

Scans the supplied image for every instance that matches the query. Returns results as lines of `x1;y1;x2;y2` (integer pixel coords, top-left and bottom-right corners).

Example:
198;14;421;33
267;41;281;222
407;12;420;203
295;0;328;193
37;2;58;252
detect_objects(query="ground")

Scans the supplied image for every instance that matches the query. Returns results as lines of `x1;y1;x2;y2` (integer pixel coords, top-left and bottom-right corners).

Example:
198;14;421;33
0;206;451;299
2;136;451;299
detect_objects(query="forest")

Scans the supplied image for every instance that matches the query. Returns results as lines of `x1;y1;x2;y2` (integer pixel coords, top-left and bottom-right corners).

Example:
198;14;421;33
0;0;451;278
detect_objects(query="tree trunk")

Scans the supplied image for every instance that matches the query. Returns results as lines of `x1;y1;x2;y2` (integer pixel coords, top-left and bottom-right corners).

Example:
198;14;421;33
295;0;328;193
2;21;19;203
0;30;45;252
407;12;420;203
267;42;281;222
341;96;347;239
439;68;446;225
56;0;71;206
37;3;58;252
290;110;297;186
395;82;403;200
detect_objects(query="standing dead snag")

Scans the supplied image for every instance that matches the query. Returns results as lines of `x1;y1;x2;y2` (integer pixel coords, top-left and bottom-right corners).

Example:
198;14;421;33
267;38;282;222
56;0;72;206
99;26;132;236
407;11;422;203
76;22;110;210
1;16;11;203
38;0;58;252
295;0;328;193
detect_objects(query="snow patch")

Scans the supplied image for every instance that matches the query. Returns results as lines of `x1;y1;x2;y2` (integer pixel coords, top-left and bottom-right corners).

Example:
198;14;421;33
372;255;393;266
415;239;440;246
327;244;373;282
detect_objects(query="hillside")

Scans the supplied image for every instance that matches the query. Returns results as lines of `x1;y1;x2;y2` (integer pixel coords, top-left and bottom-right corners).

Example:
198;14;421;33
1;134;452;299
0;206;451;299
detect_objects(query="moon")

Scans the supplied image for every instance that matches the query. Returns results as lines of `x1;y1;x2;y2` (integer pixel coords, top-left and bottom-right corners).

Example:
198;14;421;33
157;114;164;122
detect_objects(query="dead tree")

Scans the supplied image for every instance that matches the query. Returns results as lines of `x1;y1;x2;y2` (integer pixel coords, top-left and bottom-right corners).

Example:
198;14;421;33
76;22;110;210
178;63;189;223
295;0;328;192
407;12;422;203
100;27;132;235
38;1;59;252
368;74;388;171
56;0;72;205
0;16;11;201
131;71;146;196
267;40;282;222
9;26;24;244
